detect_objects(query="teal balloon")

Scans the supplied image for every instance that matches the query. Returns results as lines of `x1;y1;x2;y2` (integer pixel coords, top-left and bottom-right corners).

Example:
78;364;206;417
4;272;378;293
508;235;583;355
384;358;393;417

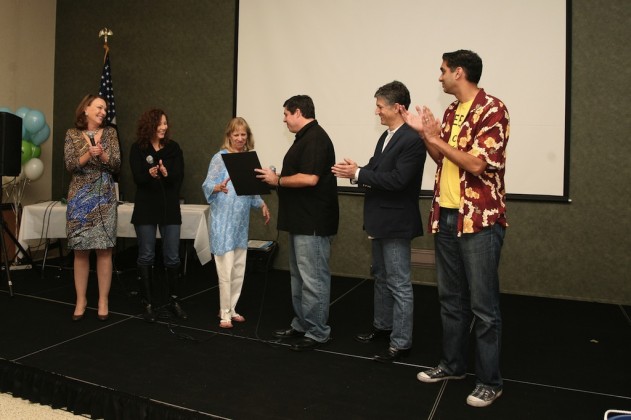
31;124;50;146
0;107;12;113
22;125;31;140
24;109;46;134
31;143;41;159
21;140;34;164
15;107;30;119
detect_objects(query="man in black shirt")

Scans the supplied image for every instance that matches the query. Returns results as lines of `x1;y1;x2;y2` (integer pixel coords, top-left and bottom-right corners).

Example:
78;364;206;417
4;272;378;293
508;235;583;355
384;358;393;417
256;95;339;351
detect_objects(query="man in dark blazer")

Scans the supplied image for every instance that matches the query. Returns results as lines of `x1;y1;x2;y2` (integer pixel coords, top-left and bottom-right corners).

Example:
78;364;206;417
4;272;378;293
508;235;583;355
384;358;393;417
332;80;426;362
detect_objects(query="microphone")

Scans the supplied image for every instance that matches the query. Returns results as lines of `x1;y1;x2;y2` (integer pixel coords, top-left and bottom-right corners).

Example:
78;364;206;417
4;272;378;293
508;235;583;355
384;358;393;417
147;155;163;179
269;165;276;173
87;131;96;147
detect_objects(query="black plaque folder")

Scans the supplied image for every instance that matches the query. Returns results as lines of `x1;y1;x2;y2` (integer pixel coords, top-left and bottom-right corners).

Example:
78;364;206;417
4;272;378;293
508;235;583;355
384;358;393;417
221;151;271;196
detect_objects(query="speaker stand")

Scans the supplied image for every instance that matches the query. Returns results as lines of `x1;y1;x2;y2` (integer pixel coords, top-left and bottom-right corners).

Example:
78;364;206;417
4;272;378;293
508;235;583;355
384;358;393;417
0;201;32;297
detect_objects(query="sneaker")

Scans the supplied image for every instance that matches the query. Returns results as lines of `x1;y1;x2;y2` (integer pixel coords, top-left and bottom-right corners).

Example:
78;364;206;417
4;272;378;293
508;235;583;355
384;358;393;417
466;384;503;407
417;366;466;383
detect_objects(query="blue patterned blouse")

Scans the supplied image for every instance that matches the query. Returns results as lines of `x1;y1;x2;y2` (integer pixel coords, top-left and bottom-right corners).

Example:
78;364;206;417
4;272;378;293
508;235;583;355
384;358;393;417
202;150;264;256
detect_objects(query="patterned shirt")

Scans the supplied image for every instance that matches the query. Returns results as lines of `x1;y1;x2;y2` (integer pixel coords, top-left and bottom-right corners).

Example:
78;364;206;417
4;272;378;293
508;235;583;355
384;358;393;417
202;149;264;256
429;89;510;235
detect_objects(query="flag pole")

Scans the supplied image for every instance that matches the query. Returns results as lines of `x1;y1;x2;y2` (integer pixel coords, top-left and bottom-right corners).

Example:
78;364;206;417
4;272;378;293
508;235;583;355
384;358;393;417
98;27;113;62
97;27;117;127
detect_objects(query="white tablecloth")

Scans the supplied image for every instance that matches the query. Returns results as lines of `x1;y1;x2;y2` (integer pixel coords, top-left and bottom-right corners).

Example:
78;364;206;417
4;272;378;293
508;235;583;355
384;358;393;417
18;201;212;265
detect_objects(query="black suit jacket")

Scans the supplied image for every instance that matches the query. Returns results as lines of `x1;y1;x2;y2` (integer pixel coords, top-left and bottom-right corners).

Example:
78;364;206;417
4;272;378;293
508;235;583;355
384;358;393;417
358;123;426;239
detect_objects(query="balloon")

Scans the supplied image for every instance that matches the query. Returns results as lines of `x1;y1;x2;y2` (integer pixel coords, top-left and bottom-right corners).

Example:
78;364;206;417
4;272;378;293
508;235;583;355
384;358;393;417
2;176;15;185
21;140;33;164
31;143;41;158
24;158;44;181
31;123;50;146
22;125;30;140
23;109;46;134
0;107;12;113
14;106;30;119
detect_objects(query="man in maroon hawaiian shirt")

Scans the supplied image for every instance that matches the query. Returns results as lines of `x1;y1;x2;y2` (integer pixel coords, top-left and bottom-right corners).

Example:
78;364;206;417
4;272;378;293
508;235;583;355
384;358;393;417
403;49;510;408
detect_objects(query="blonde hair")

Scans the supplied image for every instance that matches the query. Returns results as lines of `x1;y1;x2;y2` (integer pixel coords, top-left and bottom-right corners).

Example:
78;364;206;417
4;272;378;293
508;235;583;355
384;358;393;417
222;117;254;152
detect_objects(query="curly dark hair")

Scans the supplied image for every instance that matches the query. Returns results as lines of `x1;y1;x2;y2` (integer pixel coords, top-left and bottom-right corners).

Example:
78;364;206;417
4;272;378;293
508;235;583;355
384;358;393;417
135;108;170;149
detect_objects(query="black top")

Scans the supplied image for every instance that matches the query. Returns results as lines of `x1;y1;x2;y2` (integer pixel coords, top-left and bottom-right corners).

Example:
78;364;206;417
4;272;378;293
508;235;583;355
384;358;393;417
358;123;426;239
130;140;184;225
277;120;339;236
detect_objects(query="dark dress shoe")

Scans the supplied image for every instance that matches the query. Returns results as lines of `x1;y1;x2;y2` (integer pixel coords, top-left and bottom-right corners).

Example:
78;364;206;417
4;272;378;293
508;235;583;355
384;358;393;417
290;336;331;352
272;327;305;339
170;301;188;320
143;305;156;323
373;346;411;363
97;313;109;322
354;328;392;344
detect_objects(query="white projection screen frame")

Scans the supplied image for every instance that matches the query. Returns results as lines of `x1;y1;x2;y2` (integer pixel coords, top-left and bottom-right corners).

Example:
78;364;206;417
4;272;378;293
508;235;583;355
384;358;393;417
236;0;569;200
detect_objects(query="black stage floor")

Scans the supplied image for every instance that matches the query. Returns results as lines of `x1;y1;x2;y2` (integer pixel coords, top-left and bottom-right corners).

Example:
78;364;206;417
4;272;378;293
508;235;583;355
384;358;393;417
1;249;630;419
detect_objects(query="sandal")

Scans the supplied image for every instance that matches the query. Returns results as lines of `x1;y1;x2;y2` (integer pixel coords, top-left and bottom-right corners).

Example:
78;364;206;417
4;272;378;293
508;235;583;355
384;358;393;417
231;314;246;323
219;320;233;329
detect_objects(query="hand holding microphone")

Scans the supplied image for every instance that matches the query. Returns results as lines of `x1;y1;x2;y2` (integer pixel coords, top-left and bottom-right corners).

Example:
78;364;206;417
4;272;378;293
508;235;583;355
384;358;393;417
87;131;96;147
254;165;280;186
147;155;170;178
87;132;103;157
146;155;160;178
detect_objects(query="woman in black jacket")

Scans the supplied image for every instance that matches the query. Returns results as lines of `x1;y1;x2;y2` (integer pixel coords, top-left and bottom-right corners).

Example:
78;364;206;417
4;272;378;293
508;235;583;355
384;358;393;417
130;108;186;322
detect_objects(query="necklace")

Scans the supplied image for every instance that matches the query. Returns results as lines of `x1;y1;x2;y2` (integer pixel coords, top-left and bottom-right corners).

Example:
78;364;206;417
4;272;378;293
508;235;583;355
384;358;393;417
85;128;100;138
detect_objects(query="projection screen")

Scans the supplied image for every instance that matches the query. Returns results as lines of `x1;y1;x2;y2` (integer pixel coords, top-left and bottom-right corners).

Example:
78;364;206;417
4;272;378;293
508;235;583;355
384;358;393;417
236;0;569;200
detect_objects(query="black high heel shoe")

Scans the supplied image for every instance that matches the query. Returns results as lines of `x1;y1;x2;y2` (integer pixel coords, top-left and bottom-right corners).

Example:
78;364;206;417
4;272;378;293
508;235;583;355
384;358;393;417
72;304;87;321
97;301;109;321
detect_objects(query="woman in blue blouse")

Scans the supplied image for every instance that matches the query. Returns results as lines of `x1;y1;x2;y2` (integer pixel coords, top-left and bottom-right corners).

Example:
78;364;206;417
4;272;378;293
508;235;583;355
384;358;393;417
202;117;270;328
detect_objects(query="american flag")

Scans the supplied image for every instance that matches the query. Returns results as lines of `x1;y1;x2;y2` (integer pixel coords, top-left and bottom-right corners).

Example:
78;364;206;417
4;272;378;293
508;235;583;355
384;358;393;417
98;52;117;126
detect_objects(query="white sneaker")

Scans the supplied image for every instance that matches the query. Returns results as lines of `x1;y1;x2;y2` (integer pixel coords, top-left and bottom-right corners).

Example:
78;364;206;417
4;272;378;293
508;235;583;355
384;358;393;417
417;366;466;383
466;384;503;407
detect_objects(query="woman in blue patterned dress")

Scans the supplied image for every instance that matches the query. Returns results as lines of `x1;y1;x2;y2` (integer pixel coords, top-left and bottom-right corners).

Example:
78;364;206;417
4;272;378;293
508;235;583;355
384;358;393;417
64;94;121;321
202;117;270;329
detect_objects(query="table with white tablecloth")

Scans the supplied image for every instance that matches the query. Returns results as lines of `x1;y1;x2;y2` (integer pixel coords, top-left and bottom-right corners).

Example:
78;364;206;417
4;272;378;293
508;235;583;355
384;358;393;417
18;201;212;266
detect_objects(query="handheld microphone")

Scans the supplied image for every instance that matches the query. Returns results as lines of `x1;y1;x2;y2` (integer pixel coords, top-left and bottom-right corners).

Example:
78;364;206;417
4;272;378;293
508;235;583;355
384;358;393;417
87;132;96;147
147;155;163;179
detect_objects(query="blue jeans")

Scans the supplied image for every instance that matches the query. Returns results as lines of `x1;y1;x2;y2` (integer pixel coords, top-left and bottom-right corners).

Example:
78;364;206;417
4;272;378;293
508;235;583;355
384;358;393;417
288;234;333;342
134;224;181;268
371;238;414;350
435;208;504;387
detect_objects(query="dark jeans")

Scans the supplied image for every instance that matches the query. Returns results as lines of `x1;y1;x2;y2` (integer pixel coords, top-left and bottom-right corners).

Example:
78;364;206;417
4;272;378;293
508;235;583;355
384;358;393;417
435;208;505;387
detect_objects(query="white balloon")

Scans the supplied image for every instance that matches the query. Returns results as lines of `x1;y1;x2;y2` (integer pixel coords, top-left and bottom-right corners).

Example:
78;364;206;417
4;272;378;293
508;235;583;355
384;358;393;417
24;158;44;181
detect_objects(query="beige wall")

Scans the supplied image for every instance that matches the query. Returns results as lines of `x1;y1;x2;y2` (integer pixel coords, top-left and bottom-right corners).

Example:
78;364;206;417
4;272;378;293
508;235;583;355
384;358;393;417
0;0;56;205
